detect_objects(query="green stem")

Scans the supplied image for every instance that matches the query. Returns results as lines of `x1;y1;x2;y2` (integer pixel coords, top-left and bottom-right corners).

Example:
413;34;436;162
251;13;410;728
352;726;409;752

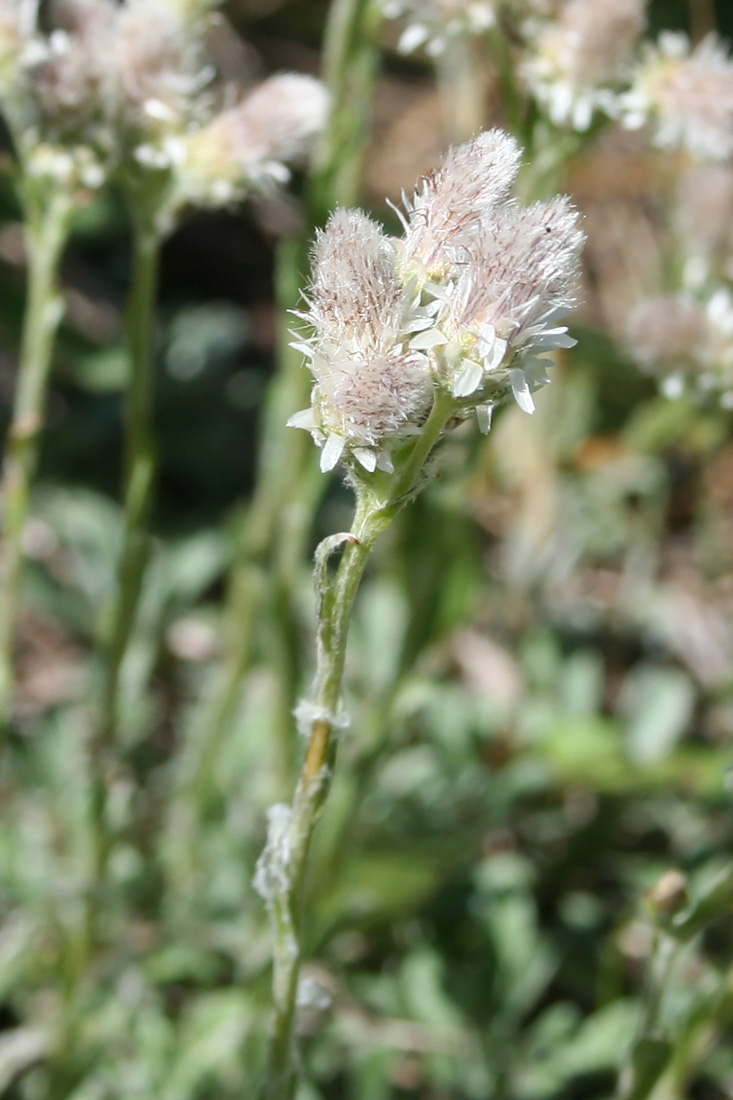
617;932;677;1100
261;513;373;1100
260;390;455;1099
90;208;161;884
0;188;72;727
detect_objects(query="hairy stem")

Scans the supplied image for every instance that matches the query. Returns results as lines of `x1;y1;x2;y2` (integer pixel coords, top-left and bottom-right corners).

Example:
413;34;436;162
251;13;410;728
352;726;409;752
617;931;677;1100
260;390;454;1099
0;188;72;727
90;208;161;886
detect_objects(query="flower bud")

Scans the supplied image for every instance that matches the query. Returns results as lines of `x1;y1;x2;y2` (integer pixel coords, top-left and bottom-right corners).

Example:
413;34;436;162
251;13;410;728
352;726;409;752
289;209;434;473
400;129;522;278
646;869;689;919
429;194;583;409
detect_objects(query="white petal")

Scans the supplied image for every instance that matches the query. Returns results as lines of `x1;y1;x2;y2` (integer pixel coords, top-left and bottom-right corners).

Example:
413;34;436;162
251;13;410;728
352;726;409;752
573;97;593;132
622;111;646;131
398;23;430;53
550;83;573;125
485;337;508;371
524;359;551;387
541;307;571;326
320;435;345;472
144;98;176;122
406;313;438;332
511;368;535;414
476;404;493;434
453;360;484;397
532;330;577;350
410;328;449;350
376;450;395;473
286;408;316;430
289;340;314;358
426;36;448;57
661;374;684;399
424;282;452;303
352;447;377;472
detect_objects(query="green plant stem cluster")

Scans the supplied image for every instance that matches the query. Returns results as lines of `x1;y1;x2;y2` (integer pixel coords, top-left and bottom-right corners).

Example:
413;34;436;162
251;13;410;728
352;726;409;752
0;184;74;727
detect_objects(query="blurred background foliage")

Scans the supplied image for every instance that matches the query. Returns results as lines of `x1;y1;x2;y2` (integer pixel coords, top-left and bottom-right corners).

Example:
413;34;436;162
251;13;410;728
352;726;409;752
0;0;732;1098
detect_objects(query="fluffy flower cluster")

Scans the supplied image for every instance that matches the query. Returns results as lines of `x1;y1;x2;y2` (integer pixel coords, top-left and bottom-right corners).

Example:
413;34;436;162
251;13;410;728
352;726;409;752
521;0;645;131
382;0;498;56
289;130;585;473
626;290;733;407
0;0;328;202
623;32;733;161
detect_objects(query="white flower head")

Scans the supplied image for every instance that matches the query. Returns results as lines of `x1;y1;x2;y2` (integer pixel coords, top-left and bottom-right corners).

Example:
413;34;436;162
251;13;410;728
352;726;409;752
522;0;645;131
289;130;585;472
430;194;584;407
31;1;115;147
400;129;522;277
626;290;733;405
0;0;36;51
180;73;329;204
382;0;497;57
289;209;434;473
623;32;733;161
106;0;215;156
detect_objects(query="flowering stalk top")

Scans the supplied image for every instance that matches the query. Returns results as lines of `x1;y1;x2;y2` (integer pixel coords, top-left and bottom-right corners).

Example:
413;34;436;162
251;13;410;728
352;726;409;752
623;32;733;162
626;290;733;407
522;0;645;131
0;0;328;222
382;0;498;56
289;129;585;474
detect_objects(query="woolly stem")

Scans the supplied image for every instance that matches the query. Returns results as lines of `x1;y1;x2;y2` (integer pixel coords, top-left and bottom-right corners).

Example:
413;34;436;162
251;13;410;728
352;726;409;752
617;932;677;1100
260;389;454;1099
90;203;161;894
0;186;73;729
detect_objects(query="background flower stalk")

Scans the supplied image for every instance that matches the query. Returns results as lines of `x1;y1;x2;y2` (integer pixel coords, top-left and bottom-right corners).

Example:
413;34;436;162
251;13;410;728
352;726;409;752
191;0;380;810
0;186;73;726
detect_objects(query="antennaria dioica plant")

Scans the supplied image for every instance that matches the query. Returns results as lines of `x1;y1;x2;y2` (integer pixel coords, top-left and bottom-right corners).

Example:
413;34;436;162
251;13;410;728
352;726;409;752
256;129;586;1098
0;1;732;1096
